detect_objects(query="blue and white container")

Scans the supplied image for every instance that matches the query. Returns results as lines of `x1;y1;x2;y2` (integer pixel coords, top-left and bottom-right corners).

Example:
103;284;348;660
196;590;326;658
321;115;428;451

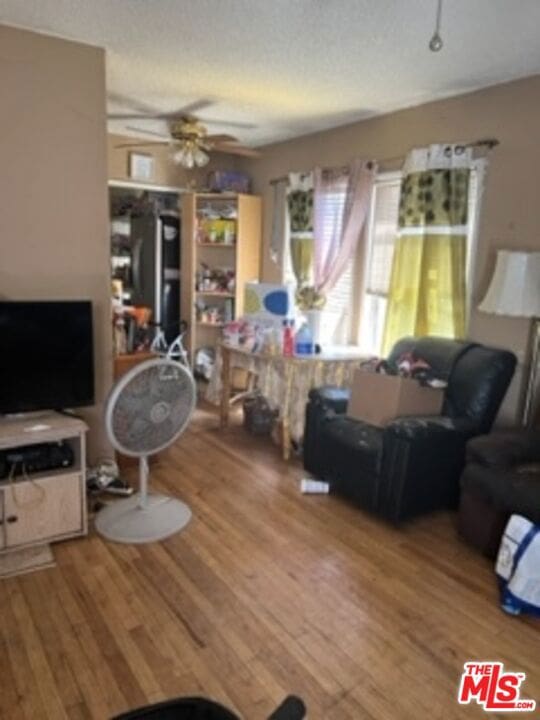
295;322;314;356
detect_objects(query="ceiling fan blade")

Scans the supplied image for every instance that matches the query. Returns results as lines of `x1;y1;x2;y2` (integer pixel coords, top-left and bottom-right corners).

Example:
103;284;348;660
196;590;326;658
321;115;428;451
171;99;214;116
206;133;239;143
108;98;214;121
157;100;216;122
213;143;262;158
126;126;171;139
115;141;171;149
107;92;160;116
109;113;175;120
203;118;257;129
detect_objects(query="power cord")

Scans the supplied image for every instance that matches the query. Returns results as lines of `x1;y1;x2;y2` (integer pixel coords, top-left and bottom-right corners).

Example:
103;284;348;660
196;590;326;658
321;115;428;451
9;462;47;508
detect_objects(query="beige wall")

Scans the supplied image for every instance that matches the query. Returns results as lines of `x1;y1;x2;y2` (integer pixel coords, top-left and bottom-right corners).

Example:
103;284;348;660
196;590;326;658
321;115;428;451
244;75;540;422
108;132;240;190
0;24;112;460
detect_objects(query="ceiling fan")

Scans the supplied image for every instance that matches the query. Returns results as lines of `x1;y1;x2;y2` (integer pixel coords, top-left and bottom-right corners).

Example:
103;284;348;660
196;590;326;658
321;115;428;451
110;99;261;169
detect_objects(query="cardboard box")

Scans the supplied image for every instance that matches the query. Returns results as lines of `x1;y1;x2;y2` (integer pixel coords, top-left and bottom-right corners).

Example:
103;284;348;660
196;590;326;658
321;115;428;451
347;370;444;427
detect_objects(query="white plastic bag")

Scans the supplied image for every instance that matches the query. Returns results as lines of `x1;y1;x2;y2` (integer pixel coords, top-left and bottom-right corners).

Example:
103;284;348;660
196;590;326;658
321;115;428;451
495;514;540;616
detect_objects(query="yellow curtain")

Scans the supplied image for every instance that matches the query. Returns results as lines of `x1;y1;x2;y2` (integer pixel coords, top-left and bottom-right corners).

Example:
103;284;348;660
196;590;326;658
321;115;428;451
287;173;315;288
382;234;466;354
382;154;470;354
290;236;314;285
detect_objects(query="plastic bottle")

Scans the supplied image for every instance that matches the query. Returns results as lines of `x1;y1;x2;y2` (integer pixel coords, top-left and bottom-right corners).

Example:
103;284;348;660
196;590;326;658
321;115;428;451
282;319;294;357
295;322;314;356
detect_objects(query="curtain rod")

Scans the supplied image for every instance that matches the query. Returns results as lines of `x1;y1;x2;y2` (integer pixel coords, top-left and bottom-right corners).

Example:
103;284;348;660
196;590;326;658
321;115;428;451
269;138;499;185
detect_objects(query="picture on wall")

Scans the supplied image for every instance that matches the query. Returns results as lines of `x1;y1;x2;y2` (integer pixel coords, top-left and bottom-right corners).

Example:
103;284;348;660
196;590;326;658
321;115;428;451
128;152;154;181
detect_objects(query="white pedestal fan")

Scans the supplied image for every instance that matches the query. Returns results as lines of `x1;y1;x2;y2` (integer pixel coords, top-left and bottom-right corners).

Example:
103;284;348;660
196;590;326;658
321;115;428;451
95;358;196;544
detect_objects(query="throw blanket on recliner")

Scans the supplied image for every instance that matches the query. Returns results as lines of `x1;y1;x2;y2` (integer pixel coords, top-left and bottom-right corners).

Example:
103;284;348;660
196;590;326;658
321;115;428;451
388;336;476;382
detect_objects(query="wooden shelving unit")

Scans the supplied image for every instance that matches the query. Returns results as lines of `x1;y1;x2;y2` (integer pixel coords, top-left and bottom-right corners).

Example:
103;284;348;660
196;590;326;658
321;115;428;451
181;192;261;365
196;291;235;299
197;242;237;248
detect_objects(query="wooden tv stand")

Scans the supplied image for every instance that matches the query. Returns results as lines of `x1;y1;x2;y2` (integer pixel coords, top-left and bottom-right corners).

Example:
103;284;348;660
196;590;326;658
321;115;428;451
0;412;88;556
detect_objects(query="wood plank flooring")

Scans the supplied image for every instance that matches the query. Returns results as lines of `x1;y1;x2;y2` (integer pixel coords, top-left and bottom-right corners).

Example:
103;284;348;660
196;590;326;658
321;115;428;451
1;405;538;719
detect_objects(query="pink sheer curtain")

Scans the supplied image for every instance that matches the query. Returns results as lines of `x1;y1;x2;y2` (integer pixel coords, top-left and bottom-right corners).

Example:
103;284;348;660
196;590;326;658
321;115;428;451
314;158;377;297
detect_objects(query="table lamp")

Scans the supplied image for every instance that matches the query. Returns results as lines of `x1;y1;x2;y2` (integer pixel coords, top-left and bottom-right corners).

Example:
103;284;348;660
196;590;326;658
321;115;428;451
479;249;540;425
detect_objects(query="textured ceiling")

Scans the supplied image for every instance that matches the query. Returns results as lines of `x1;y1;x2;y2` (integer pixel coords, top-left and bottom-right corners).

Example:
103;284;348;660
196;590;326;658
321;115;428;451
2;0;540;147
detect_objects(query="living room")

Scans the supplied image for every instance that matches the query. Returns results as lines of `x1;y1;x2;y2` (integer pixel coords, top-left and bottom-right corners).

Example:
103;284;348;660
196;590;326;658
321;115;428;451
1;2;540;719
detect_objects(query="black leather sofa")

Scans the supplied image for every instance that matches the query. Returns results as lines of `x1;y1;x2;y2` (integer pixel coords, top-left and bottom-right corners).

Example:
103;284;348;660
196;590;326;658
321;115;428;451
304;337;516;522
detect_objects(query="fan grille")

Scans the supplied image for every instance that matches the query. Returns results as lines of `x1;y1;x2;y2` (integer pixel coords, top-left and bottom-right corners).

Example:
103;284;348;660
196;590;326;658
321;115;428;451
108;360;195;456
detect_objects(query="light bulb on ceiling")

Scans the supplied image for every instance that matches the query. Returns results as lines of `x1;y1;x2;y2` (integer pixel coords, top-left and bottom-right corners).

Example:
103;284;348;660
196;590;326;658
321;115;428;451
429;0;444;52
183;150;195;169
173;149;185;164
193;146;210;168
173;144;195;169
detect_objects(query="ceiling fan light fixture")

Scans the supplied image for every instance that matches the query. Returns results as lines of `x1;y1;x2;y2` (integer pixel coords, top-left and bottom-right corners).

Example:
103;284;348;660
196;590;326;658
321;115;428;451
193;145;210;168
173;140;209;169
174;144;194;168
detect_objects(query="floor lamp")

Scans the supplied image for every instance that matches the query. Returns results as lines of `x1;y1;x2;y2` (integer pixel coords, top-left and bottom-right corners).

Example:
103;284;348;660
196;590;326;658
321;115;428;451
478;250;540;426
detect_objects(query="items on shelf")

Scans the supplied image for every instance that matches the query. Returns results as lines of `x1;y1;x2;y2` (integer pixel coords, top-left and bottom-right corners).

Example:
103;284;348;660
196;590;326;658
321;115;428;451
197;218;236;245
194;346;216;380
196;302;223;325
282;319;295;357
194;261;235;326
294;322;314;356
195;298;233;326
182;191;262;366
112;300;153;355
207;170;252;194
196;263;235;293
196;202;238;245
223;314;321;358
198;201;238;220
222;318;287;356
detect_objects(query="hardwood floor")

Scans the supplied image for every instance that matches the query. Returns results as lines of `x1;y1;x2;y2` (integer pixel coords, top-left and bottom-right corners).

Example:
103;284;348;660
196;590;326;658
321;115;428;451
1;405;538;720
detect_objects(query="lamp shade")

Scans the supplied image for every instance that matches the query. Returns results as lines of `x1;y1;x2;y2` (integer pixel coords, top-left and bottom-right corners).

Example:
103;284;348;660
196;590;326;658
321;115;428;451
478;250;540;318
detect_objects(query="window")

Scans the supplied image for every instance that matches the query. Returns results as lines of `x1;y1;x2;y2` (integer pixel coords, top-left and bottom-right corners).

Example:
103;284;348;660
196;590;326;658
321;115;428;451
315;177;354;345
358;167;483;356
283;162;483;353
358;173;401;354
283;179;354;345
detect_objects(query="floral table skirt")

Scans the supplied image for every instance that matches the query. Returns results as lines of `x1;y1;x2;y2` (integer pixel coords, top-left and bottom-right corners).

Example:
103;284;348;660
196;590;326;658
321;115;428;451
206;345;364;442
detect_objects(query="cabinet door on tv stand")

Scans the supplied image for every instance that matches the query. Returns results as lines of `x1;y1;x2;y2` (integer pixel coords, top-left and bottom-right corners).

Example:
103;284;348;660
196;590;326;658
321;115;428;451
3;473;83;548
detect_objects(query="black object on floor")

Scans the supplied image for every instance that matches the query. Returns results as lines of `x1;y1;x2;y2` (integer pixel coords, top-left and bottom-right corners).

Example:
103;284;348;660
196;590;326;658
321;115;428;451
112;695;306;720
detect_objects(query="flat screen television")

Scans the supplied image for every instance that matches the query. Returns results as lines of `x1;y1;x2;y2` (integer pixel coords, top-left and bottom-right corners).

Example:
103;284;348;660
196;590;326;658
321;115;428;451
0;300;95;414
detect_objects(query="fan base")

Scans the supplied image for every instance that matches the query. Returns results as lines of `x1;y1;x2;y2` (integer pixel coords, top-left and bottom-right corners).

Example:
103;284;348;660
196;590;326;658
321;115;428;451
95;493;192;544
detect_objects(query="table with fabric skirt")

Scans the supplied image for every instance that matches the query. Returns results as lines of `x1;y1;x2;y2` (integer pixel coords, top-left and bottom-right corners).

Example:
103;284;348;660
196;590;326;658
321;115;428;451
206;343;365;459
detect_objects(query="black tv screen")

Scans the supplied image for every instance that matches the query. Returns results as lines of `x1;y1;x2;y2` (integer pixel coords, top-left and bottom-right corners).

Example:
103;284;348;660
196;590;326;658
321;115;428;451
0;301;95;414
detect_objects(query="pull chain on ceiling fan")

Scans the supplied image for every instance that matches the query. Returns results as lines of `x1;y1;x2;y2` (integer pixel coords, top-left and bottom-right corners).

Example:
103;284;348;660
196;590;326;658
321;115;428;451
429;0;444;52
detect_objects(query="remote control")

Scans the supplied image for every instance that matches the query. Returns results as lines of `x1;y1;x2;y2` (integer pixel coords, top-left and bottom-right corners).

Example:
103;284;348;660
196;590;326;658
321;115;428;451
300;478;330;494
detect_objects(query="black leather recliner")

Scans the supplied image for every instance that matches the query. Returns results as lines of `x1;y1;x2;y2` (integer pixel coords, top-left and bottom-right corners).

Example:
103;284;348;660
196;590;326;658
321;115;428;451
304;337;517;522
458;430;540;557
